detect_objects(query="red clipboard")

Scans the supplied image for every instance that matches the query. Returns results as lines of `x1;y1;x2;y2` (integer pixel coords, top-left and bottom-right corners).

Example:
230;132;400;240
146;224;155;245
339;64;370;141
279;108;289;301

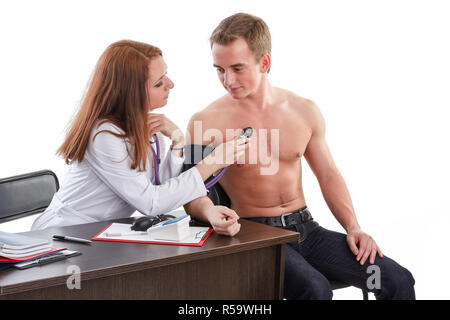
91;223;213;247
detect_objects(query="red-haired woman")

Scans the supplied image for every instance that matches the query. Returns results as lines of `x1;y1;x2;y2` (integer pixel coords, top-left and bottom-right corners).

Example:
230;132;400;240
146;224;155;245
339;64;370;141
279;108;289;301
31;40;248;231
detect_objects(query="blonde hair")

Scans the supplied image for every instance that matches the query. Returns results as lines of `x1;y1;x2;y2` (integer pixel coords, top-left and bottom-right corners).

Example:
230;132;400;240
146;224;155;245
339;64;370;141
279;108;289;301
210;13;271;62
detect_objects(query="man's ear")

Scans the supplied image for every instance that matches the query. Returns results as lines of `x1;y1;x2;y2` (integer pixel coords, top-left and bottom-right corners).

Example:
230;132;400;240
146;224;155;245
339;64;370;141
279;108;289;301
259;53;271;73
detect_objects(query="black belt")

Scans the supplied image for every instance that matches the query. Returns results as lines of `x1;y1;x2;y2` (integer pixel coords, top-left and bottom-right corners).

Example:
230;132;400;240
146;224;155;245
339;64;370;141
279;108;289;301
245;206;313;228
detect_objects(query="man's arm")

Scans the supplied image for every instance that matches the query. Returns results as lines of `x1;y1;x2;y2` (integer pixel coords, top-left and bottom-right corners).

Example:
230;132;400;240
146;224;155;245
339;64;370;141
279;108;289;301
303;101;383;264
303;102;360;232
184;196;214;222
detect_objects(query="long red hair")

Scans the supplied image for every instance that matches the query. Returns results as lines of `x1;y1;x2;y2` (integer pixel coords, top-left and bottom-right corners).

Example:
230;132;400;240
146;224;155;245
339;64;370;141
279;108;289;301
57;40;162;171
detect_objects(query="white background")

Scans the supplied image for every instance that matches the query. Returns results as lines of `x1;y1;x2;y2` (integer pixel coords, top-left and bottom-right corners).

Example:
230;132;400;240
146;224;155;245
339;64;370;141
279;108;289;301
1;0;449;299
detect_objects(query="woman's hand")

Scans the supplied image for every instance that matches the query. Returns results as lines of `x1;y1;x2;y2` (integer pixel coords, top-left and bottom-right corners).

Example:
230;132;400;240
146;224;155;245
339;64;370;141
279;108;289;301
195;136;250;180
204;136;250;170
204;205;241;236
147;113;184;146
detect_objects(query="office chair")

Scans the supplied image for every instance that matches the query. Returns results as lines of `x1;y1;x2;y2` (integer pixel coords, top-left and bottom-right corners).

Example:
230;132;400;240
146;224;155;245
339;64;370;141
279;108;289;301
0;170;59;223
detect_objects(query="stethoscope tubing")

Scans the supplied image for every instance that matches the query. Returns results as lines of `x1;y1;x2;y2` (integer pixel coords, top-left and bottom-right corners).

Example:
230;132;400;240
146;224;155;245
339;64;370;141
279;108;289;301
150;134;162;185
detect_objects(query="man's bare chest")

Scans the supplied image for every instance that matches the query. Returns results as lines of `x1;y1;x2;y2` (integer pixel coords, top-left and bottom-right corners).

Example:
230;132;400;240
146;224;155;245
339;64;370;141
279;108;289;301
208;110;312;164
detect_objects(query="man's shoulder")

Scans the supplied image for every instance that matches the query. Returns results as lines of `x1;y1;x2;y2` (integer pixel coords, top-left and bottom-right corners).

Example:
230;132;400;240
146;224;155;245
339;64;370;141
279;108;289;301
273;88;325;135
186;95;232;145
275;87;318;115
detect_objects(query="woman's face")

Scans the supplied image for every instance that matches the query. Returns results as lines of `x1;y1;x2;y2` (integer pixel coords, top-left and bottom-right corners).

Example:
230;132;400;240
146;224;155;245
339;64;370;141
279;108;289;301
147;56;174;110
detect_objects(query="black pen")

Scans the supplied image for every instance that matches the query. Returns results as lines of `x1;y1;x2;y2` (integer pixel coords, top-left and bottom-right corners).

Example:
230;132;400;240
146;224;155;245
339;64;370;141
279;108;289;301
53;235;92;244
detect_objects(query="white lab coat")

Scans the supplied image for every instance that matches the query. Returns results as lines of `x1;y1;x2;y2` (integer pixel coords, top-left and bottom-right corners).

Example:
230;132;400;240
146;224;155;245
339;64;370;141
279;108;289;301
31;122;207;230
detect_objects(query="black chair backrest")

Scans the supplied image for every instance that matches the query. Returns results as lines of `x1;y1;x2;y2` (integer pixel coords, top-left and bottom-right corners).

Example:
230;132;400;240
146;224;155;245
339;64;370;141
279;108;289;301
0;170;59;223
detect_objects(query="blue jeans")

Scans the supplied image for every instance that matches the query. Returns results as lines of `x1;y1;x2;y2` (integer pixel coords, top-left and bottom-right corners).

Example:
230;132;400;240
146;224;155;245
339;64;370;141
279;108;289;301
282;220;416;300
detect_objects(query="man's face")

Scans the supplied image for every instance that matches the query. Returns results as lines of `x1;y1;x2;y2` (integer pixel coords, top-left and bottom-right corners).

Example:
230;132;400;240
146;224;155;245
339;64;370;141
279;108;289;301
212;38;262;99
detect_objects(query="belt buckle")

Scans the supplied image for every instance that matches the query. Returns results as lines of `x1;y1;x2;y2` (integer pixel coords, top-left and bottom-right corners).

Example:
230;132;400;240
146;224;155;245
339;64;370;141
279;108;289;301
280;212;292;227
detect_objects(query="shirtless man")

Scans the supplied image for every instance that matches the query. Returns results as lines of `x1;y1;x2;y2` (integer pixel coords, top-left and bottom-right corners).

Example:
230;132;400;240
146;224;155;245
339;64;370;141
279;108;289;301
184;13;415;300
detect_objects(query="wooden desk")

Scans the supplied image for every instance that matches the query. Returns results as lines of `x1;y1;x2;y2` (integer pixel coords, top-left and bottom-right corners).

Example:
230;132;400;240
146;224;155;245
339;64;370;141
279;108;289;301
0;218;298;299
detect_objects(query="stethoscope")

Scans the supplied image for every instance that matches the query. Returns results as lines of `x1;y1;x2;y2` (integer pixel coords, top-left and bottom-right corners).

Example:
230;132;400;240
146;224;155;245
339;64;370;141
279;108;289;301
149;134;162;185
150;127;253;189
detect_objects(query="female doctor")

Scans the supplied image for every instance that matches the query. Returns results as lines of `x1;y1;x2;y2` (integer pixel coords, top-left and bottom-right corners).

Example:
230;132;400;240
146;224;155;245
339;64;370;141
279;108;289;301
31;40;248;233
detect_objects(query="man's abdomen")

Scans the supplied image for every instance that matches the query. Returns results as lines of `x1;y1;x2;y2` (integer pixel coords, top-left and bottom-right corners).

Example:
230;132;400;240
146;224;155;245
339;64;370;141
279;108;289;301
220;161;306;218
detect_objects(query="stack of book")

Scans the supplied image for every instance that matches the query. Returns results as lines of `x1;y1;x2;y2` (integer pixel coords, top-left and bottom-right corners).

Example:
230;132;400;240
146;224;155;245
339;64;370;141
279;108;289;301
0;231;62;269
0;231;52;258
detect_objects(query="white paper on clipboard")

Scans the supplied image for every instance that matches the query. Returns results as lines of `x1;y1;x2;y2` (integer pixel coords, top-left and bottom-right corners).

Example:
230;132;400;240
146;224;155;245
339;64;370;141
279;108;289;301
97;223;209;243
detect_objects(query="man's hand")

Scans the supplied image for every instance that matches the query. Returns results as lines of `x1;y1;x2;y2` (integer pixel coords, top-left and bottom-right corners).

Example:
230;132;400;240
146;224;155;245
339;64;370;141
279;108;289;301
204;205;241;236
346;229;383;265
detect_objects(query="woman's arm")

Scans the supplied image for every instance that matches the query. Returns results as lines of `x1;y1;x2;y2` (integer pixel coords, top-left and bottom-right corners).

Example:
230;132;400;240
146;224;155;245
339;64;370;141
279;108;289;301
85;125;208;216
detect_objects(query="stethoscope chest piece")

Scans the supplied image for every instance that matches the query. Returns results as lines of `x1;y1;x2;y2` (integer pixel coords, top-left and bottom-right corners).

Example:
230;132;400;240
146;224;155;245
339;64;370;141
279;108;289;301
241;127;253;138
